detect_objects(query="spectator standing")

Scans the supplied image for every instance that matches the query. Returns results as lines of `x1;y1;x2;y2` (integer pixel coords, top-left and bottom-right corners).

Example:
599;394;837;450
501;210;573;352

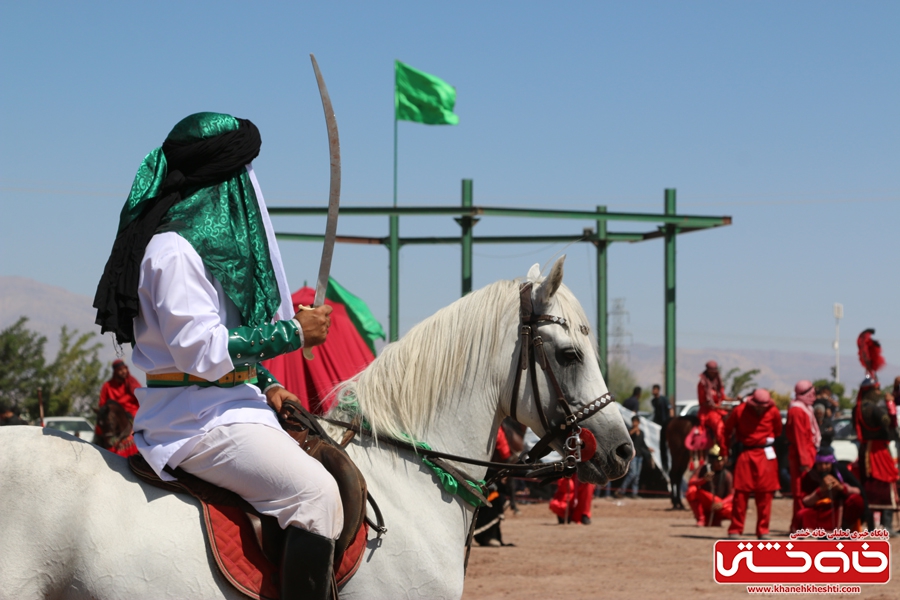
0;402;27;426
622;387;641;413
727;389;782;539
650;384;672;471
787;380;820;530
617;415;652;498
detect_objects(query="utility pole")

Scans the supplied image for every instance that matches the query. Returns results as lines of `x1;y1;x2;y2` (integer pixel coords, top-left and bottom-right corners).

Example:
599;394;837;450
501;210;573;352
833;303;843;382
610;298;632;363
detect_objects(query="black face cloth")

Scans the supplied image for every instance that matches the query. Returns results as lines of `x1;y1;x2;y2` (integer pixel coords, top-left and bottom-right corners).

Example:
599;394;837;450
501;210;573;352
93;119;261;346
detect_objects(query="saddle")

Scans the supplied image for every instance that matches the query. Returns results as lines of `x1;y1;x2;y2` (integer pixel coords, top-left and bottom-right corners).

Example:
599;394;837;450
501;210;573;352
129;400;370;600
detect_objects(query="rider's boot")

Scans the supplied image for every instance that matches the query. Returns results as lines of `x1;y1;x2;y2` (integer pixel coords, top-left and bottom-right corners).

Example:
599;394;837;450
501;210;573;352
280;526;335;600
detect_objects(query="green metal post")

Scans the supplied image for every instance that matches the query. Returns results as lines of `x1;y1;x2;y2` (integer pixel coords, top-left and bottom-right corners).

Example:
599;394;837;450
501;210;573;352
390;114;399;342
664;189;677;401
389;215;399;341
460;179;474;295
596;206;608;380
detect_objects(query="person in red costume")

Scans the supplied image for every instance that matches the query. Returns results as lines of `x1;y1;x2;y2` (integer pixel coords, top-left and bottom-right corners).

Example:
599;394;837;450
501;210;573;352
727;389;782;539
698;361;729;458
686;444;733;527
94;360;142;457
795;446;865;532
853;329;899;531
98;359;141;418
787;380;820;530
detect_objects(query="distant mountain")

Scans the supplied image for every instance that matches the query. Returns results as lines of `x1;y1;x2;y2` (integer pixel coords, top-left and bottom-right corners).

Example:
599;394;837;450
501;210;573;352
0;276;138;382
2;276;889;399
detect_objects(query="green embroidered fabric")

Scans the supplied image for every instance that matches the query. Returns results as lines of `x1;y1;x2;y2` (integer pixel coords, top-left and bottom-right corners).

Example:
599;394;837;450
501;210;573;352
118;112;281;328
227;320;303;367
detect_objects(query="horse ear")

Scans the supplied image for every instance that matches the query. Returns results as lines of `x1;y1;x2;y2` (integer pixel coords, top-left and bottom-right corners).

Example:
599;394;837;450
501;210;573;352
535;255;565;306
526;263;541;281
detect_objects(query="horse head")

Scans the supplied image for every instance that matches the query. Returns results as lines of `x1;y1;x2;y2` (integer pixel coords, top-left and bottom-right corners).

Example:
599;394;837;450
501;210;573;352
510;256;633;484
96;400;132;449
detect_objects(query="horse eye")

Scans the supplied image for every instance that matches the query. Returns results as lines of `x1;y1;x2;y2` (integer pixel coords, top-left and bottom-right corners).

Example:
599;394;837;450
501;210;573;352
557;347;583;365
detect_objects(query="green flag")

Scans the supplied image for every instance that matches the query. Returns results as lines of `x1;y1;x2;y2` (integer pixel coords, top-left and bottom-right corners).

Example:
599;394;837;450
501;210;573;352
325;277;386;355
395;60;459;125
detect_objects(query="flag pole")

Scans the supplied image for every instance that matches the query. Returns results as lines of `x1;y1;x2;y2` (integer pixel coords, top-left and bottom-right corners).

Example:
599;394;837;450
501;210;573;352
389;71;400;342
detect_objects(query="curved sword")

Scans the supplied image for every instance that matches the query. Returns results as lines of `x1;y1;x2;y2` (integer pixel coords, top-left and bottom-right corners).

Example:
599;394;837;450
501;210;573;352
303;53;341;360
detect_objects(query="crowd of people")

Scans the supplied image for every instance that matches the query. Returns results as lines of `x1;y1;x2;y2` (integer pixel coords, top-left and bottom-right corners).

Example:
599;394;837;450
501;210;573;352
543;342;899;541
684;347;899;539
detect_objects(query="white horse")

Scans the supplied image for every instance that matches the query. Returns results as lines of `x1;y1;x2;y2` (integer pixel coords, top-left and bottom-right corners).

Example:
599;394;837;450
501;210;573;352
0;257;632;600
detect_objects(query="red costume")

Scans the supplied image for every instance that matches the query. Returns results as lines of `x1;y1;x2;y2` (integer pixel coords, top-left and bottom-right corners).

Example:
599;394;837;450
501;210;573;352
698;362;728;458
95;361;141;457
786;380;819;529
549;478;594;524
852;329;899;510
727;390;782;537
98;375;141;418
686;460;733;527
795;455;864;532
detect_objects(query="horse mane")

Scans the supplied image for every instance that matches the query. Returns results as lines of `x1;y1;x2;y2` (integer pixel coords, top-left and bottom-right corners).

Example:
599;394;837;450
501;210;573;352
328;276;594;443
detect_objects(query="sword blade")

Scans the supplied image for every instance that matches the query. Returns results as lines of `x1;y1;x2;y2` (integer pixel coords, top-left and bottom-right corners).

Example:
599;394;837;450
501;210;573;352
310;53;341;308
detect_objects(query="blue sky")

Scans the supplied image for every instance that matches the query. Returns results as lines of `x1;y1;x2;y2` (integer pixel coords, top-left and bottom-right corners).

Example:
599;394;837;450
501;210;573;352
2;1;898;364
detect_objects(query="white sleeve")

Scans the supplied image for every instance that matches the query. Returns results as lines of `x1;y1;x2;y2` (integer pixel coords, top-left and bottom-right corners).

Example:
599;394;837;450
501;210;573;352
143;236;235;381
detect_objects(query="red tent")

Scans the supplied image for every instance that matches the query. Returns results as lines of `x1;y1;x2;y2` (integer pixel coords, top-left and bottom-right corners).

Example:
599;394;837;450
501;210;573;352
262;287;376;414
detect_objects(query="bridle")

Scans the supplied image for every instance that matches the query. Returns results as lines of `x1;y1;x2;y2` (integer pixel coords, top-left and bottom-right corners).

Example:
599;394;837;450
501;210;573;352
510;281;615;470
315;280;618;570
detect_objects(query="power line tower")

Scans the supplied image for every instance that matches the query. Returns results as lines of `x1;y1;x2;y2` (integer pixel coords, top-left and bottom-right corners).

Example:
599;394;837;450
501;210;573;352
609;297;632;363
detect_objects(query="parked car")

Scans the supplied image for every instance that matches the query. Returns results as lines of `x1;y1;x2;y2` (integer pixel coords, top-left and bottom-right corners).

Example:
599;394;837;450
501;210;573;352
43;416;96;444
676;400;699;418
830;416;898;464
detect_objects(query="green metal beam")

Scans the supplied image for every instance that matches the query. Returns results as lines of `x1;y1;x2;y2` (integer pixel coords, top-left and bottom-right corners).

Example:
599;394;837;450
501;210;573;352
275;231;650;245
268;205;731;228
664;189;677;401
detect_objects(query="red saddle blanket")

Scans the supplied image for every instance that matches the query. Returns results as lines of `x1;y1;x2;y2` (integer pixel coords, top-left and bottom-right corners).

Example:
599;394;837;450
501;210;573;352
204;502;368;600
128;454;368;600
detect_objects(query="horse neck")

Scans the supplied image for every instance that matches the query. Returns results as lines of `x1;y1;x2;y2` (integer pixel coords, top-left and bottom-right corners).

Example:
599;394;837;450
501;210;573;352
342;286;520;469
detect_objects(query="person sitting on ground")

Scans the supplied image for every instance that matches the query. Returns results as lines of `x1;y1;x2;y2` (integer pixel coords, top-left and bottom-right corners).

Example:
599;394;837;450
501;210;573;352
794;446;865;533
686;444;733;527
617;415;652;499
622;387;641;413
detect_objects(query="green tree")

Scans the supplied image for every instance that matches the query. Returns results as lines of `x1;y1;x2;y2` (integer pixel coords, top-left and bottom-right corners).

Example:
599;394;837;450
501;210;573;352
722;367;760;398
0;317;108;419
608;358;641;409
0;317;47;411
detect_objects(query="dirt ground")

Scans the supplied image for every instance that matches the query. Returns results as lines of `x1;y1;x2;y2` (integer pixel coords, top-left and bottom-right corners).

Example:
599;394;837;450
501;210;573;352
463;496;899;599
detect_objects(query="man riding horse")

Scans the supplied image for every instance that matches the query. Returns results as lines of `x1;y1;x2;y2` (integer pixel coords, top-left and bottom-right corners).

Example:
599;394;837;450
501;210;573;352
698;360;729;458
93;112;340;600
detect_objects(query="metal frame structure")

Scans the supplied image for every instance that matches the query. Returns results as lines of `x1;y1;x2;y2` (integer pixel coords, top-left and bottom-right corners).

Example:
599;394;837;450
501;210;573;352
271;182;731;401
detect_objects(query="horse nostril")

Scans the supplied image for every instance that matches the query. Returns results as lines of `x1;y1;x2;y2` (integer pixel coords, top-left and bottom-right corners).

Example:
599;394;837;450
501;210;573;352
615;442;633;461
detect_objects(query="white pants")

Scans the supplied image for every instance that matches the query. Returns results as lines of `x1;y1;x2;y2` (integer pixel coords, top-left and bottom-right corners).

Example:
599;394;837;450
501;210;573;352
177;423;344;540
